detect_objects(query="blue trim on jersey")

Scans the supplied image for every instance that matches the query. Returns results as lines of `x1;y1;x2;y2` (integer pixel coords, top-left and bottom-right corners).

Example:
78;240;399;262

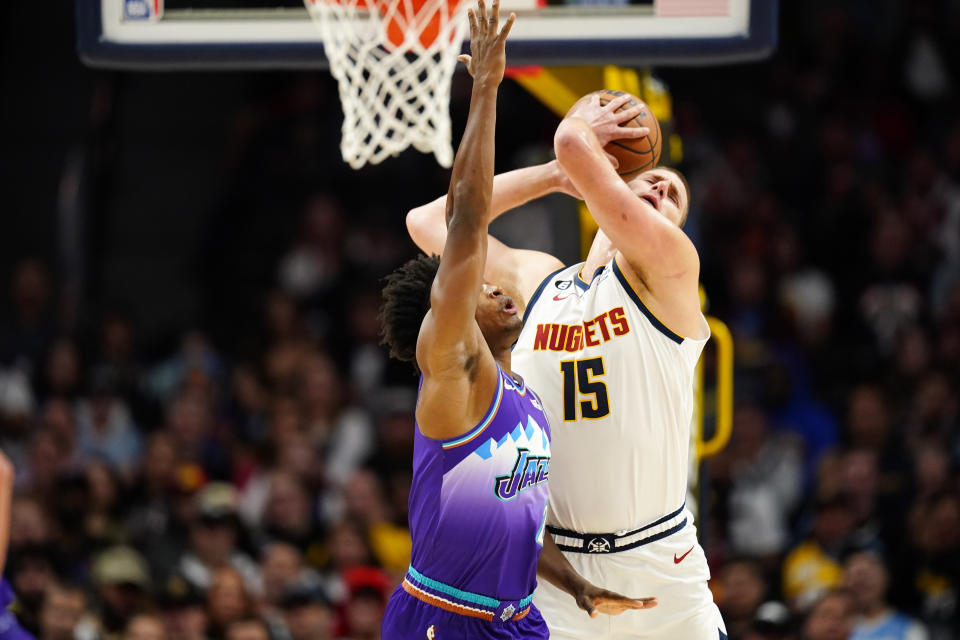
406;565;534;610
611;259;684;344
441;372;504;449
520;265;570;327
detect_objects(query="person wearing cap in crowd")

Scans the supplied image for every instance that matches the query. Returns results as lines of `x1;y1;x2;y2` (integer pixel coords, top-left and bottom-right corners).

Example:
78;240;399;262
175;482;259;594
156;574;207;640
92;546;153;640
340;567;389;640
277;582;334;640
744;602;795;640
844;550;928;640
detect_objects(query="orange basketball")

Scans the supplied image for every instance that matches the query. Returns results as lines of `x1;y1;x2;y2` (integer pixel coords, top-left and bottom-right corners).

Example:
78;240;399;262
568;90;662;179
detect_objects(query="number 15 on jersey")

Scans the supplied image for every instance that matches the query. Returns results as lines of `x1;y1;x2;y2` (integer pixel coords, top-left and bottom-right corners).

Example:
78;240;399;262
560;357;610;421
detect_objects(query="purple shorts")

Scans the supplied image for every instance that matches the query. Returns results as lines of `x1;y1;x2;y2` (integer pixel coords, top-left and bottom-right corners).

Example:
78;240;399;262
381;586;549;640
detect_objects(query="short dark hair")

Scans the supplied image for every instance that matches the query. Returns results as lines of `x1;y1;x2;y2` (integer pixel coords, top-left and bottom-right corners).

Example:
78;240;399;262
379;254;441;372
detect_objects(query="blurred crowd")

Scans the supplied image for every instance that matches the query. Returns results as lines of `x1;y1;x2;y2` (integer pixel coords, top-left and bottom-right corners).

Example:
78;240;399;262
1;1;960;640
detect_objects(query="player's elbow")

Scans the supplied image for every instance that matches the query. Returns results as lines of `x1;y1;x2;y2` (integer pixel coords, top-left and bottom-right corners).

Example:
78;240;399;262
406;206;430;244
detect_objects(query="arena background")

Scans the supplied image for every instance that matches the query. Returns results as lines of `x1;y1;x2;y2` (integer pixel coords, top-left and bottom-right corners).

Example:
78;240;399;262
1;2;959;639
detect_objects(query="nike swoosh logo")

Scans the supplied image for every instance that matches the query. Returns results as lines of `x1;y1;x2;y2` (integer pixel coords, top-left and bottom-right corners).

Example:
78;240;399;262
674;546;695;564
552;294;572;301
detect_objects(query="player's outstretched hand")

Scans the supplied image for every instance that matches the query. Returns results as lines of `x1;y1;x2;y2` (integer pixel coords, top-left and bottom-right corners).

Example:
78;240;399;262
567;93;650;148
574;583;657;618
457;0;516;85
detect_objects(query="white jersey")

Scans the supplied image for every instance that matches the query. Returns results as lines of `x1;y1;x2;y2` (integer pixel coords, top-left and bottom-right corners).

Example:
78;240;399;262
512;258;709;534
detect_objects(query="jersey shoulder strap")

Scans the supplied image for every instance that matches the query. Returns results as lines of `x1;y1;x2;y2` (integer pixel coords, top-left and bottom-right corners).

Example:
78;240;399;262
521;263;581;325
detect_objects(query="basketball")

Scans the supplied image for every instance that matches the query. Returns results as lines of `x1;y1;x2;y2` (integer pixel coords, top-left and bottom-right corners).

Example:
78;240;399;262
568;90;662;179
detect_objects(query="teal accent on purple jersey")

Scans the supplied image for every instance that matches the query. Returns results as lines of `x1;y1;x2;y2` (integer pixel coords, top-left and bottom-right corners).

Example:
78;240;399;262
406;365;551;606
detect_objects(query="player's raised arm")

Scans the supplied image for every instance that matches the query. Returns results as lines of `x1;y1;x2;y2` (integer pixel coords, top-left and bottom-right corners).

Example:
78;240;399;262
554;95;699;287
417;0;515;376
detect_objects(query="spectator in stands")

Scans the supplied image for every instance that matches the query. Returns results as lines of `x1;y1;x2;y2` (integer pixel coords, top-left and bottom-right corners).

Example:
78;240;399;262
0;259;54;374
123;614;168;640
719;558;771;639
206;568;255;640
176;482;259;594
91;546;153;640
339;469;409;574
37;580;90;640
844;550;928;640
900;492;960;639
783;495;855;610
339;567;389;640
156;575;207;640
75;367;141;477
802;590;855;640
723;404;804;560
223;618;270;640
279;584;335;640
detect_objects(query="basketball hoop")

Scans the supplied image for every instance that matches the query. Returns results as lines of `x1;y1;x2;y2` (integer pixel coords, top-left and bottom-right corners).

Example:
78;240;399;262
304;0;468;169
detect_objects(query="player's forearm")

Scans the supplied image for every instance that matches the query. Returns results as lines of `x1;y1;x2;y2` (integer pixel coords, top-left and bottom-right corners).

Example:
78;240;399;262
446;81;499;232
537;533;588;598
407;162;566;256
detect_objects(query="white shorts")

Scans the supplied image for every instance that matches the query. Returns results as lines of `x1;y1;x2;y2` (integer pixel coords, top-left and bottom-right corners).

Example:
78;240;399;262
534;511;726;640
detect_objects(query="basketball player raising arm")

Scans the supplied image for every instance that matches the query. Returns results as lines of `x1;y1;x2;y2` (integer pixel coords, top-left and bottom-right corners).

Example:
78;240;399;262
406;93;726;638
378;5;651;637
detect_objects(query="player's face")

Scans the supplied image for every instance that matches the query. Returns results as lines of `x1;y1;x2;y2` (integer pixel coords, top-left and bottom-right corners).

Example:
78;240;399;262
628;170;688;227
475;283;522;345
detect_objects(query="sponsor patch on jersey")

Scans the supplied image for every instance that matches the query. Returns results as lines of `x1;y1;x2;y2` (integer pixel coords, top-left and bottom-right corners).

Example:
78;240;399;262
555;279;572;290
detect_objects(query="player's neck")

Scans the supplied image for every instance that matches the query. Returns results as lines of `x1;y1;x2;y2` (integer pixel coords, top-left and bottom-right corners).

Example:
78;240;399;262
492;347;512;373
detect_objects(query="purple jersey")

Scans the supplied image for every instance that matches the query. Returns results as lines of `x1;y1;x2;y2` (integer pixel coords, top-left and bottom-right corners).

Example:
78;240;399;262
0;579;35;640
389;364;550;632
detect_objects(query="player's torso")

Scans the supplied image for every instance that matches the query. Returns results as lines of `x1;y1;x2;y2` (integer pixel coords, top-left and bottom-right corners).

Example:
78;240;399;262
408;366;551;600
512;260;708;533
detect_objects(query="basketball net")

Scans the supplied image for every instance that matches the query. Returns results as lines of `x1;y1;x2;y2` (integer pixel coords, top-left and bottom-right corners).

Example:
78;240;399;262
304;0;469;169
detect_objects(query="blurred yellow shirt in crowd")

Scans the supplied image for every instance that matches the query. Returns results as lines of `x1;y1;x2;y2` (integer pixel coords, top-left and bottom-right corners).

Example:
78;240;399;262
782;541;844;607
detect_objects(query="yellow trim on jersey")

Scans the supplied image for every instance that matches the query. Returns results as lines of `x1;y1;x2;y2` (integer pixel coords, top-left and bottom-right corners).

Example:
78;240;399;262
612;256;686;342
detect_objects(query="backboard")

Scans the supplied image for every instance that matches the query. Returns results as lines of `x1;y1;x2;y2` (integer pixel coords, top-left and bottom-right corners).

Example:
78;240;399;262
77;0;777;70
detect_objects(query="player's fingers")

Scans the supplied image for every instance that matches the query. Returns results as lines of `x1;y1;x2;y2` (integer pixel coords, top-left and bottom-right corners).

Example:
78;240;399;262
499;12;516;39
476;0;487;30
599;595;657;609
615;126;650;138
615;104;644;122
490;0;500;26
466;7;478;35
458;54;472;67
606;93;632;111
